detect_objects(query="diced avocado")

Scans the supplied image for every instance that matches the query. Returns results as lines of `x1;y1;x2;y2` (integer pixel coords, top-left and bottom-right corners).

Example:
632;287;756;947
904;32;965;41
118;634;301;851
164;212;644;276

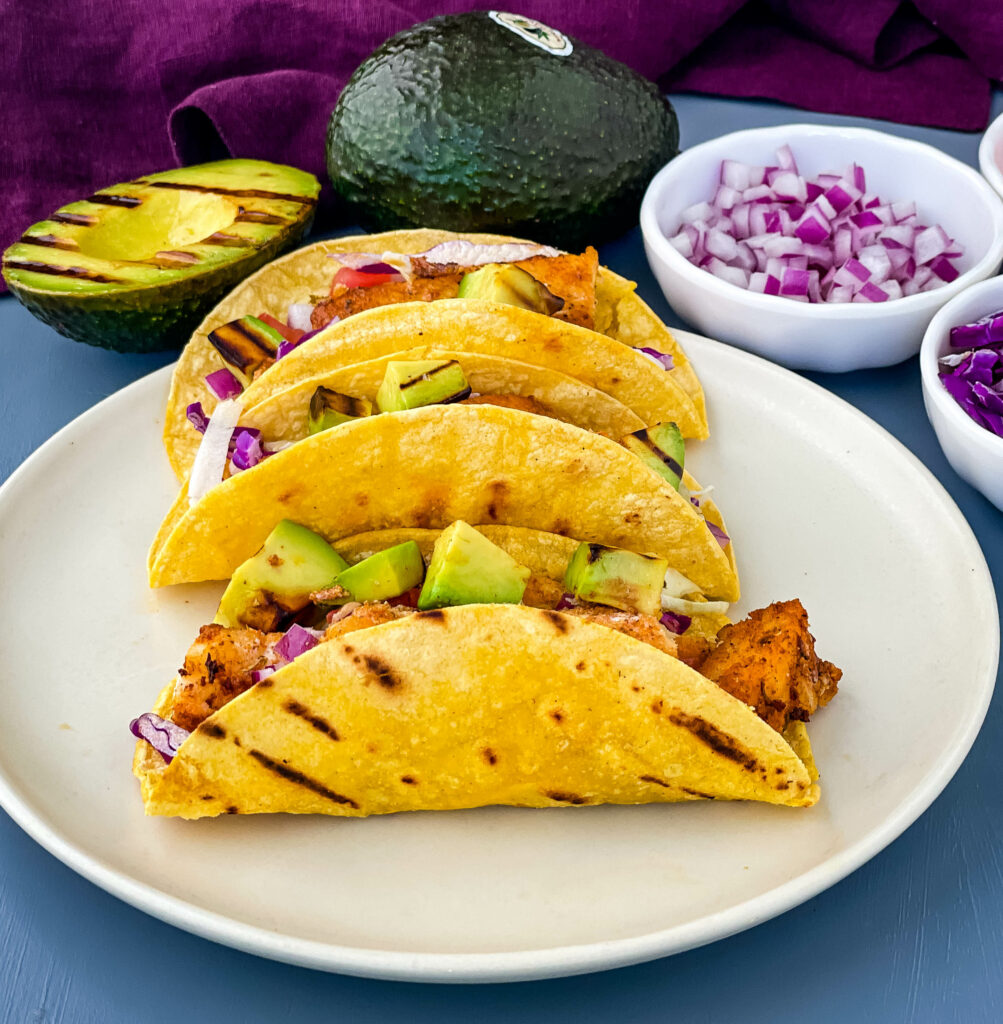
2;159;319;352
564;542;668;616
336;541;425;601
208;316;284;383
376;359;471;413
621;422;685;491
458;264;563;315
215;520;349;630
308;386;372;435
418;521;530;609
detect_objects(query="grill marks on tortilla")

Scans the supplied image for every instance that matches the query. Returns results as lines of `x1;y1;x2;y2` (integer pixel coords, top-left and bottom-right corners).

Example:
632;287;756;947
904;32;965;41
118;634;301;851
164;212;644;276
147;180;317;205
349;652;402;691
545;791;589;805
283;699;340;741
247;748;358;808
668;710;761;772
542;610;569;634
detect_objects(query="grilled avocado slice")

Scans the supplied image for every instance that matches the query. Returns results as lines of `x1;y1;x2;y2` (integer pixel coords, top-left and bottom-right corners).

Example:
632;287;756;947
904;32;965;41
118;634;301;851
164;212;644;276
2;159;319;352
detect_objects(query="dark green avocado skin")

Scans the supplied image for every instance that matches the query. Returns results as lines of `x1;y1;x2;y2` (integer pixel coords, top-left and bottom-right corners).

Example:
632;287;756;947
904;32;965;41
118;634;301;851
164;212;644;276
327;12;679;249
7;218;313;354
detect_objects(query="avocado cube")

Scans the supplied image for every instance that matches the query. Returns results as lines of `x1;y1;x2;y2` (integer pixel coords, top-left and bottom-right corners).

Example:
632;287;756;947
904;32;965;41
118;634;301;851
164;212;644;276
336;541;425;601
621;422;685;491
458;263;563;316
208;315;284;383
215;520;349;630
308;386;372;435
418;521;530;610
564;543;668;616
375;359;471;412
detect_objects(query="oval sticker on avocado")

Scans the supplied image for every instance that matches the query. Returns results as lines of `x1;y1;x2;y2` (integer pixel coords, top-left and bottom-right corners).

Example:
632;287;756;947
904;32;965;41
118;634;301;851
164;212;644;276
488;12;573;56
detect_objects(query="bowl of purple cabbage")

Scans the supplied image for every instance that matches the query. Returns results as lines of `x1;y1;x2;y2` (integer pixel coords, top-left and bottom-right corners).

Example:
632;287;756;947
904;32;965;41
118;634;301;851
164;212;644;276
641;124;1003;372
921;276;1003;511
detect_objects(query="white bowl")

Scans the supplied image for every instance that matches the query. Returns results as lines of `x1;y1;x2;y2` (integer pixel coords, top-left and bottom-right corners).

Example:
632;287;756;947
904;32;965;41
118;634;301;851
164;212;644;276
920;276;1003;511
978;111;1003;201
641;124;1003;372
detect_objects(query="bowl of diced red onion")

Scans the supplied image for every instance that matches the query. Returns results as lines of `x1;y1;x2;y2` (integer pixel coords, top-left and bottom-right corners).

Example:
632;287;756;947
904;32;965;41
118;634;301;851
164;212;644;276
640;124;1003;372
920;275;1003;511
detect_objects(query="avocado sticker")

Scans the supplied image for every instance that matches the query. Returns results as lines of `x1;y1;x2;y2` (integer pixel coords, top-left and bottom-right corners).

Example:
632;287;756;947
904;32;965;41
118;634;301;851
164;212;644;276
488;12;573;56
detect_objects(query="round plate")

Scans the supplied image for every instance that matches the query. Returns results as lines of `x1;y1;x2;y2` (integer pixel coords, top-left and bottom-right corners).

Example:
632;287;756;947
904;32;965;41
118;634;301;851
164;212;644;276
0;333;995;982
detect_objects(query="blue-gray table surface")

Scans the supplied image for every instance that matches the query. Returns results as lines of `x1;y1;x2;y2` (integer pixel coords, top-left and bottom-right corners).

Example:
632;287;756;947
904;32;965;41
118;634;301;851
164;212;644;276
2;94;1002;1023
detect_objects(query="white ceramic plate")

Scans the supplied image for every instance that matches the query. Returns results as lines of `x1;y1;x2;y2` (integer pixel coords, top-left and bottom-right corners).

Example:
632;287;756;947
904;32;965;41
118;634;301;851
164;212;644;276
0;333;996;983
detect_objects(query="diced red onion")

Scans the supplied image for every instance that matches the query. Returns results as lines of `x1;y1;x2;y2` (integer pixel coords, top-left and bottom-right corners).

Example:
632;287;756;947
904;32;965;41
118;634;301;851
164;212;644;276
274;623;324;664
188;398;242;505
186;401;209;434
130;713;189;765
286;303;314;333
635;346;674;371
250;666;277;684
669;146;962;304
230;428;265;471
659;611;692;635
555;593;580;610
204;367;243;401
706;521;730;548
276;340;298;360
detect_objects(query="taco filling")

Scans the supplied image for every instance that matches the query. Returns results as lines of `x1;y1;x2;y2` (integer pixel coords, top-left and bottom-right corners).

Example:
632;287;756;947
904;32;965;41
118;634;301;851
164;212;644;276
142;521;838;744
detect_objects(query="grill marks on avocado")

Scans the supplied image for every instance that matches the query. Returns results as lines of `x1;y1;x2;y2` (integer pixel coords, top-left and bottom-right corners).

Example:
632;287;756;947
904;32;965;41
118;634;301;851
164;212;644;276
86;193;143;208
2;259;123;283
147;181;318;205
398;361;472;404
17;234;78;251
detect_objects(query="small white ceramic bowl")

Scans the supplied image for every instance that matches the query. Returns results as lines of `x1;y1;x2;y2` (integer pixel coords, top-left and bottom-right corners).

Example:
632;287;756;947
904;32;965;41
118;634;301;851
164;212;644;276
641;124;1003;372
978;111;1003;201
920;276;1003;511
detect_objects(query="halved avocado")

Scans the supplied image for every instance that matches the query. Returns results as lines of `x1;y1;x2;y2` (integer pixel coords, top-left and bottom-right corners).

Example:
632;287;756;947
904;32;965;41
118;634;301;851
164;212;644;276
1;159;319;352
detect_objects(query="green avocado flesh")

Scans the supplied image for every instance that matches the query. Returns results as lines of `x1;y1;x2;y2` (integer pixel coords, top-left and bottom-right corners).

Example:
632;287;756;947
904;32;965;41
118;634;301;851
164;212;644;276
215;520;349;631
621;422;685;491
458;264;562;315
2;159;319;352
418;521;530;610
308;386;373;435
209;316;284;382
564;543;668;616
336;542;425;601
376;359;471;412
327;12;679;249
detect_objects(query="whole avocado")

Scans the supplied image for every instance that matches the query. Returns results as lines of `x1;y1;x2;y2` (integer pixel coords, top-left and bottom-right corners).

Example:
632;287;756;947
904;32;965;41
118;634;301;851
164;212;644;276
326;12;679;249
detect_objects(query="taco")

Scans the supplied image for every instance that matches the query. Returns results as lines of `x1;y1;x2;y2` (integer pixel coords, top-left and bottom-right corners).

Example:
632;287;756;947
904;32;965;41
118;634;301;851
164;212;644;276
163;229;708;480
149;404;739;601
132;520;839;818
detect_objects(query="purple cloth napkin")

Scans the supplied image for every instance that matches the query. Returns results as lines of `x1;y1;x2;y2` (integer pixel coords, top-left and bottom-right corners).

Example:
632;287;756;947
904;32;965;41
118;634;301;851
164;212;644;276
3;0;1002;293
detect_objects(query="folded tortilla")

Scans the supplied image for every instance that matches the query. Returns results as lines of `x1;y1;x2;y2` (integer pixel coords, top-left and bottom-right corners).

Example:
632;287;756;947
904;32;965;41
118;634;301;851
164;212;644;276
240;345;645;443
149;404;739;600
134;604;817;818
163;228;708;480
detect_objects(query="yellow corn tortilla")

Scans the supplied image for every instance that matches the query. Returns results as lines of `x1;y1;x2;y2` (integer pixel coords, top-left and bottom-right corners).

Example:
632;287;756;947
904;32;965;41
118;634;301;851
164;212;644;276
133;604;817;818
149;404;740;600
163;229;708;480
240;348;644;443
